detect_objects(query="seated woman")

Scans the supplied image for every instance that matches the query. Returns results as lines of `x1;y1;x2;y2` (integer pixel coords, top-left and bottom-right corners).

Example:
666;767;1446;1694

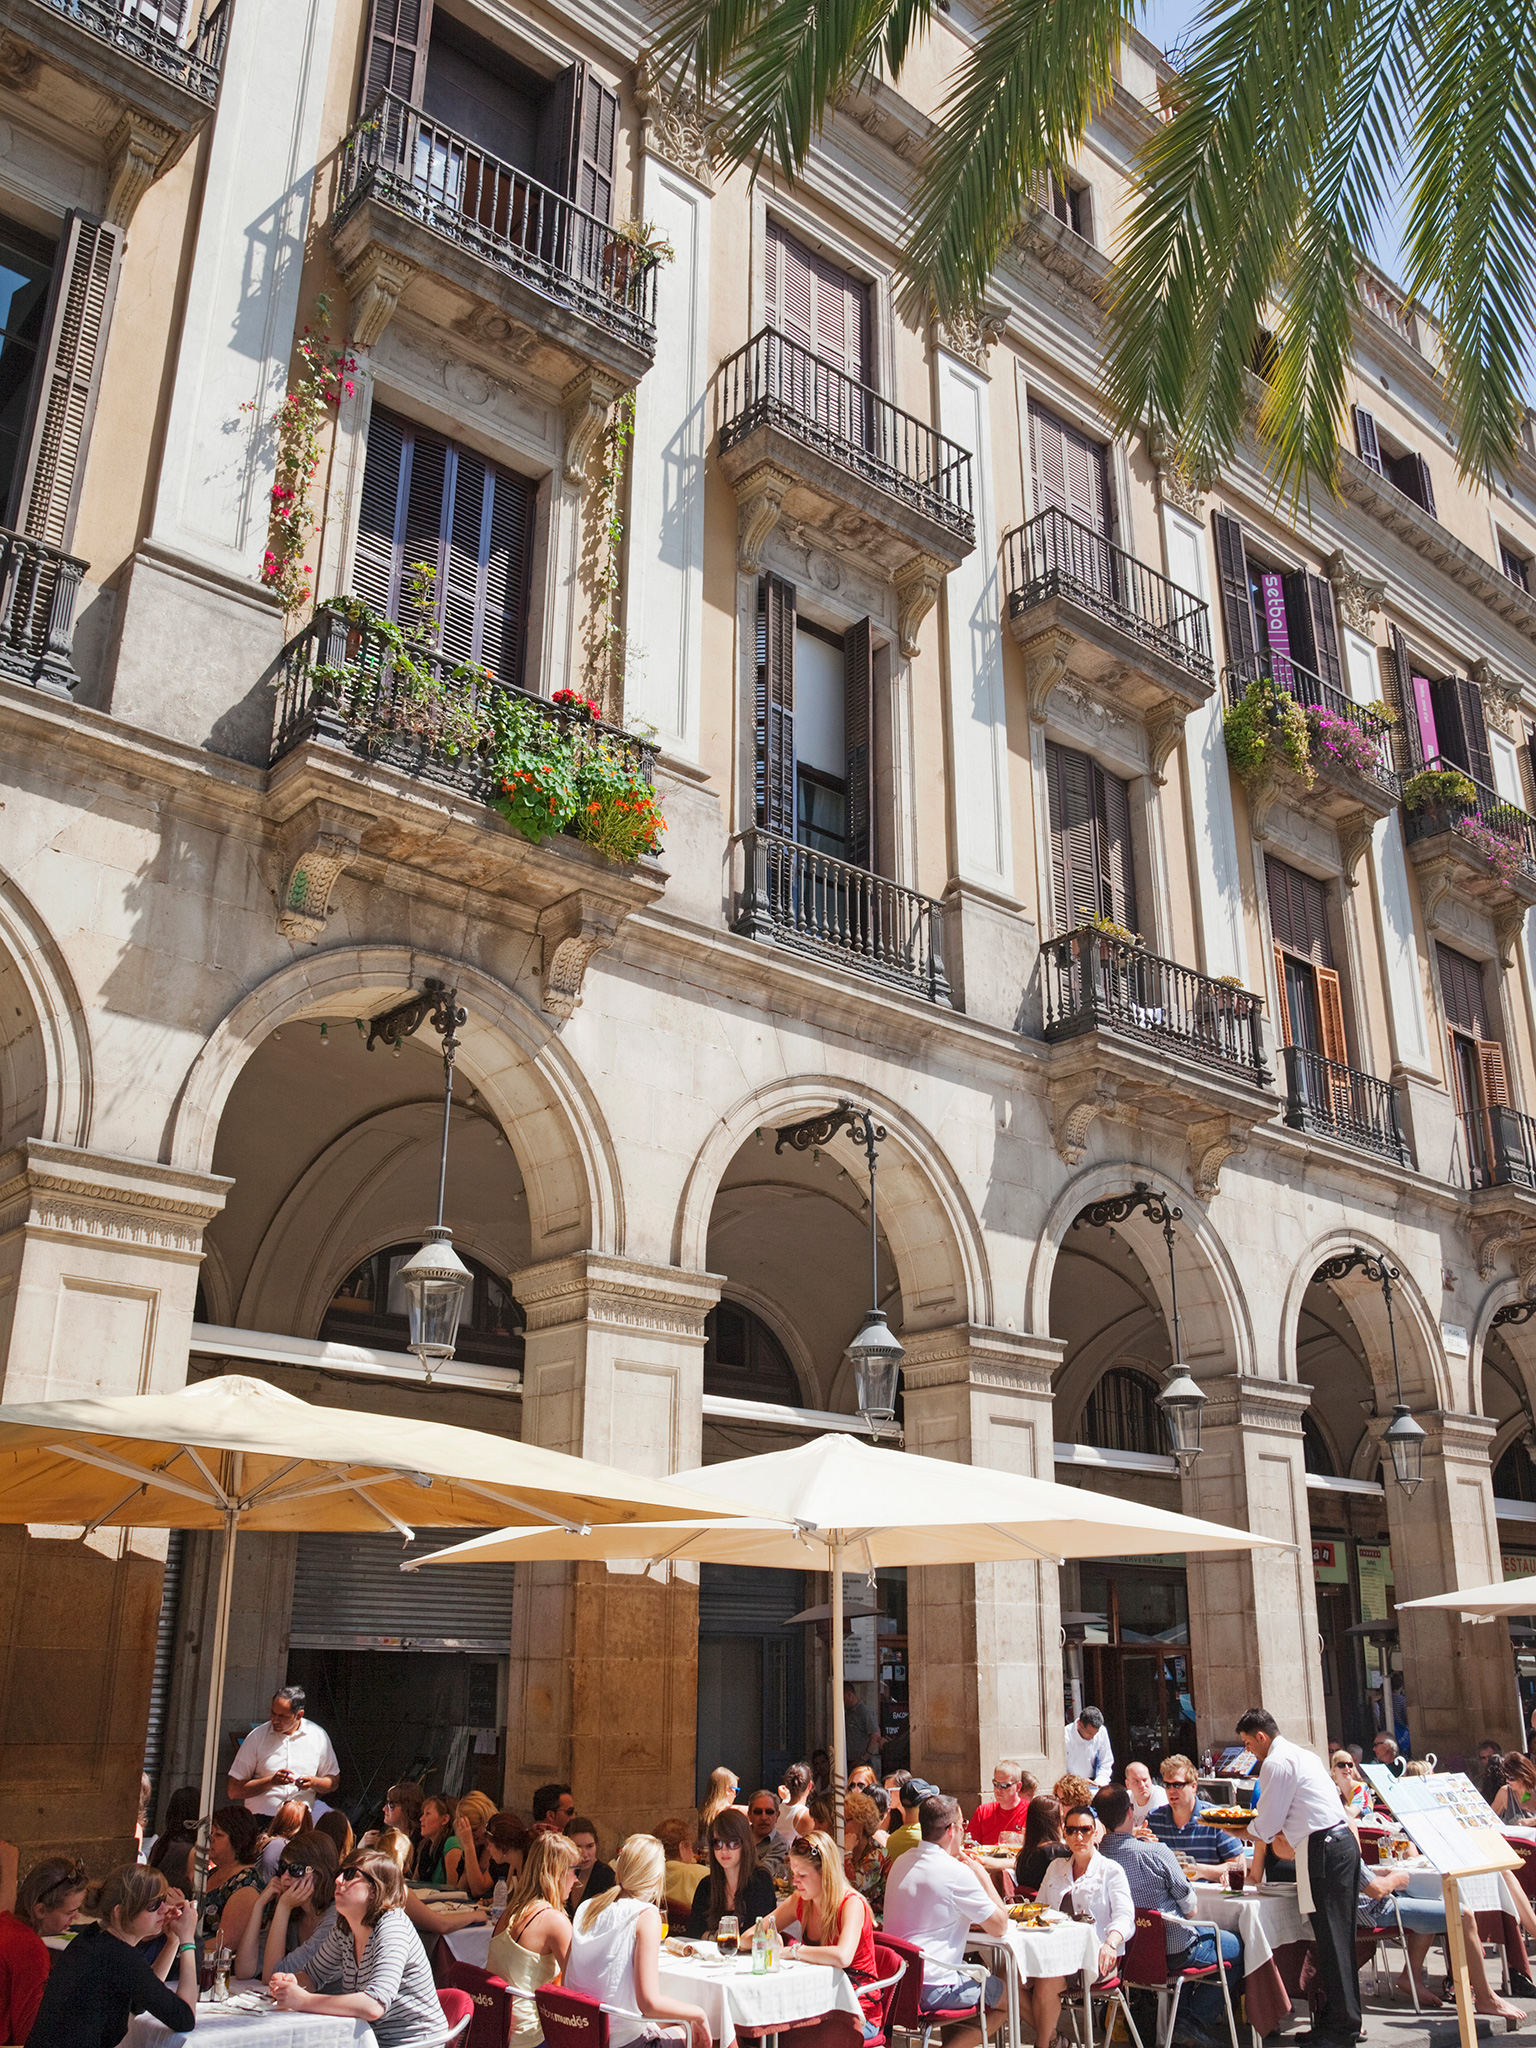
445;1793;497;1894
234;1834;339;1981
1360;1860;1525;2017
0;1856;88;2044
362;1826;488;1947
842;1791;886;1916
1032;1806;1134;2048
415;1795;455;1889
1330;1752;1372;1818
200;1805;265;1954
258;1800;310;1880
566;1818;618;1920
565;1834;710;2048
1014;1796;1070;1894
1493;1753;1536;1824
771;1831;885;2040
489;1832;578;2048
270;1848;445;2047
699;1769;743;1837
686;1809;776;1938
382;1783;425;1867
146;1789;200;1877
25;1864;196;2047
655;1819;706;1915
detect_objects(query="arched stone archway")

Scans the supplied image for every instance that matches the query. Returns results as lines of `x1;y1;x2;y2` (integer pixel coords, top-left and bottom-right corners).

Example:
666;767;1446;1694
1282;1230;1451;1415
0;866;92;1153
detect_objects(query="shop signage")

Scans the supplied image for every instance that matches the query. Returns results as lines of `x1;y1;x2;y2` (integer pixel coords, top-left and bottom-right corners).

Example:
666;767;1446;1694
1358;1543;1394;1620
1312;1539;1349;1583
1501;1552;1536;1579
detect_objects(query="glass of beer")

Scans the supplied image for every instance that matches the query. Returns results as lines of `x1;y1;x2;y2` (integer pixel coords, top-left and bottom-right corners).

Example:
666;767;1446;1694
717;1914;739;1957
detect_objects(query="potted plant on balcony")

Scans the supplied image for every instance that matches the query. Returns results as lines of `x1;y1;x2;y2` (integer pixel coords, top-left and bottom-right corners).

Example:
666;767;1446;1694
1308;702;1385;780
1401;765;1477;811
1223;675;1313;789
603;218;674;298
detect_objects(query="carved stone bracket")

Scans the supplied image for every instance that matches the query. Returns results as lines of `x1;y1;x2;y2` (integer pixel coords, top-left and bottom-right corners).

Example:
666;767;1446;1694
1146;424;1208;520
1048;1076;1117;1166
0;33;40;88
1336;808;1377;888
275;804;369;944
1517;1238;1536;1301
928;300;1008;373
1469;656;1521;738
562;368;625;485
634;51;717;189
1323;550;1386;635
893;552;946;659
537;892;625;1020
1247;773;1282;843
1146;708;1185;786
1188;1114;1248;1201
732;464;793;574
1020;627;1076;723
338;245;417;350
1477;1211;1530;1282
1413;853;1460;934
1495;901;1529;969
105;111;177;227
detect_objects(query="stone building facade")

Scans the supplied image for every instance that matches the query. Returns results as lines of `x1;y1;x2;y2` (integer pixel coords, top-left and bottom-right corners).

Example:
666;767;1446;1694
3;0;1536;1862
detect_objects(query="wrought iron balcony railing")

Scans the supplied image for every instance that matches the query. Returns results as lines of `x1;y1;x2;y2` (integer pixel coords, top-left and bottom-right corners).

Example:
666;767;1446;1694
718;328;975;545
27;0;230;102
271;606;657;795
0;527;87;699
732;828;951;1005
1225;650;1400;797
1003;506;1213;682
1042;926;1268;1082
337;93;659;351
1402;753;1536;883
1459;1106;1536;1191
1281;1045;1410;1164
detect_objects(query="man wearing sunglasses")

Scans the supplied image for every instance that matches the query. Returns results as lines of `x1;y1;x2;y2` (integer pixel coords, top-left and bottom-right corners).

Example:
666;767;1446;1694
967;1762;1035;1847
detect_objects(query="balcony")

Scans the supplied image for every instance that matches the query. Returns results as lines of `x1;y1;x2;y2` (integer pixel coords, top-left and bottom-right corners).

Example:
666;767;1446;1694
716;329;976;582
0;527;87;700
1041;926;1273;1190
1224;651;1400;843
1281;1046;1411;1165
730;829;951;1006
1402;755;1536;947
1459;1107;1536;1192
1004;508;1214;737
266;607;664;1013
331;93;659;386
2;0;229;219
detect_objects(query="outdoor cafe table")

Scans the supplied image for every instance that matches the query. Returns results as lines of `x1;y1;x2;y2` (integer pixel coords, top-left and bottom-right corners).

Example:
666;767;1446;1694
656;1943;865;2048
970;1916;1101;2048
1187;1881;1310;2038
122;1985;379;2048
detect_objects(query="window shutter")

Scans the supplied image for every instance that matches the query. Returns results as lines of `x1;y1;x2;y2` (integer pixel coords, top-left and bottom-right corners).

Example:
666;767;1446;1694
1271;944;1294;1048
360;0;435;113
1030;404;1068;517
843;618;873;870
6;212;123;550
1211;511;1258;670
534;64;580;196
352;406;409;618
764;223;869;383
1280;569;1317;672
1316;967;1348;1065
756;575;796;838
1046;741;1099;933
1095;762;1138;933
1436;943;1488;1037
1478;1038;1511;1109
1266;855;1333;967
1527;726;1536;807
1428;676;1465;774
1306;573;1343;691
1387;625;1425;771
440;446;486;667
1353;406;1385;475
1410;451;1437;519
1458;677;1493;790
573;70;618;222
479;467;535;690
1029;402;1110;536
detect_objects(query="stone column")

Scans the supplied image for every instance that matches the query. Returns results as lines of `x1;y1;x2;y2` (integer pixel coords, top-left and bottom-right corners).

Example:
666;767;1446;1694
1387;1411;1521;1754
900;1326;1064;1805
507;1255;721;1837
0;1141;229;1863
1182;1376;1328;1754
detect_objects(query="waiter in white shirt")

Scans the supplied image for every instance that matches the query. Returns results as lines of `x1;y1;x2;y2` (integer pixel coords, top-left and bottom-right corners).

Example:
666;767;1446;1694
1239;1706;1362;2045
227;1687;340;1815
1063;1706;1114;1786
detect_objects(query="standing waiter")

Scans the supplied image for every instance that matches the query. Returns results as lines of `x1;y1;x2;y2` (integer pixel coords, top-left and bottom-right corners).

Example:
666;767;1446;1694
1237;1707;1361;2045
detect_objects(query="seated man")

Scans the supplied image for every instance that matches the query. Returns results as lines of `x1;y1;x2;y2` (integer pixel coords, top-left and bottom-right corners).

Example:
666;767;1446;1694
883;1794;1007;2048
1035;1806;1135;2048
747;1791;788;1880
969;1763;1035;1845
1096;1785;1240;2048
1125;1761;1168;1831
885;1777;936;1867
1147;1758;1246;1881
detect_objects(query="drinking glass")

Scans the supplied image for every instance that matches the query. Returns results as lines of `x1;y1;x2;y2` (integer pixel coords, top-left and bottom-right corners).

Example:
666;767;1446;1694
1227;1860;1244;1893
717;1914;739;1957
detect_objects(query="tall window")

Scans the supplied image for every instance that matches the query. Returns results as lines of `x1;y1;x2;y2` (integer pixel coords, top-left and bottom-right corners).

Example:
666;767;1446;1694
764;221;871;385
1437;942;1508;1186
1210;512;1342;690
353;407;538;687
703;1301;801;1405
0;220;54;520
320;1241;523;1371
1266;857;1347;1066
1045;740;1136;935
1352;406;1437;517
1081;1368;1167;1456
755;574;876;870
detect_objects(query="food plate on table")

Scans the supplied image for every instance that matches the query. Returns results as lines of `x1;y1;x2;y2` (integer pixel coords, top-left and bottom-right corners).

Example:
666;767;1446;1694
664;1938;733;1961
1007;1904;1067;1926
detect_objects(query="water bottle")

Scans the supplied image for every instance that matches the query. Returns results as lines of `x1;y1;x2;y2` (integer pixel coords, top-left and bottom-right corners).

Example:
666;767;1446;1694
492;1878;508;1917
752;1917;769;1975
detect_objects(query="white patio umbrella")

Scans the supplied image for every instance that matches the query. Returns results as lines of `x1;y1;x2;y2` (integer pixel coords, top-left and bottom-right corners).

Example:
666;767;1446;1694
1397;1578;1536;1618
409;1430;1279;1814
0;1374;763;1877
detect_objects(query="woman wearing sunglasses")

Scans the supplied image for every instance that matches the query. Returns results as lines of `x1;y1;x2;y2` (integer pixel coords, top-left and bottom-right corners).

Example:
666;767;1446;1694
1031;1805;1134;2048
685;1809;776;1936
269;1849;443;2047
233;1834;339;1981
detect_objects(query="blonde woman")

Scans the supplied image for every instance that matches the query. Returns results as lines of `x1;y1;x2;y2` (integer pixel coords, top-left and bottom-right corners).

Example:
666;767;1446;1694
772;1831;883;2035
364;1824;488;1946
565;1835;710;2048
445;1791;498;1894
1330;1751;1372;1817
489;1832;578;2048
699;1767;741;1836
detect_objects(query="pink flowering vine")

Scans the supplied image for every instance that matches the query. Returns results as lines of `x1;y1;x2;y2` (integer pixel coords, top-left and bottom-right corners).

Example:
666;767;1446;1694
243;294;357;618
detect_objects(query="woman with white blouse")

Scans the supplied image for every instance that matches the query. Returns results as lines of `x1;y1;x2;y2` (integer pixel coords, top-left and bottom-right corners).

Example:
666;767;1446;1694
1032;1804;1135;2048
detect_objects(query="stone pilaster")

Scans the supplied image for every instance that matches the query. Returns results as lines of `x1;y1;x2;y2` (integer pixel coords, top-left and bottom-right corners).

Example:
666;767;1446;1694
900;1326;1064;1805
507;1255;722;1838
1181;1375;1328;1754
1385;1410;1521;1754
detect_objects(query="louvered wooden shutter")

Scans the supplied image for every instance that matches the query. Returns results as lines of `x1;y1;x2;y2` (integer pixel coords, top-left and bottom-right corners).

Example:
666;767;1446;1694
1479;1038;1511;1108
1271;944;1294;1048
1280;569;1315;671
360;0;434;112
843;617;873;871
1307;573;1343;690
1387;624;1425;770
1316;967;1347;1064
756;575;796;837
764;222;869;383
1459;677;1493;790
1436;943;1488;1036
574;70;618;220
1096;762;1137;933
1046;741;1099;932
1409;452;1437;518
1353;406;1384;475
1211;511;1258;670
7;212;123;550
1029;403;1111;536
1266;855;1333;967
534;65;579;195
352;407;408;617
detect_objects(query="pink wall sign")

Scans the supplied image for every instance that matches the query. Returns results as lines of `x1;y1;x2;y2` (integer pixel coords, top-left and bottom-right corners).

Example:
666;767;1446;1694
1411;674;1438;761
1260;572;1293;684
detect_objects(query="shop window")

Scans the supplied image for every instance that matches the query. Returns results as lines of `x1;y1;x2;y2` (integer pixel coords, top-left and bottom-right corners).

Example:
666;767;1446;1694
703;1300;802;1406
1045;740;1137;937
1494;1438;1536;1503
1080;1367;1168;1457
320;1241;524;1371
1301;1412;1336;1476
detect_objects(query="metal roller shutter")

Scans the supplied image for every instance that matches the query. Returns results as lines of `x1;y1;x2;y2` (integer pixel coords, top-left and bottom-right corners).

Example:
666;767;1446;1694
143;1528;185;1791
290;1528;515;1652
698;1564;806;1635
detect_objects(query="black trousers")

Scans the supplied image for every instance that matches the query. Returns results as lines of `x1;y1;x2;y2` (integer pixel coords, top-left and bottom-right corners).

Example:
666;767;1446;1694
1306;1824;1363;2040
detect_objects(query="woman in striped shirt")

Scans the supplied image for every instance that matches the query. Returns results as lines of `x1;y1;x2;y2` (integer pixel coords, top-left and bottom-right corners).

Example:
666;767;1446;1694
270;1848;442;2048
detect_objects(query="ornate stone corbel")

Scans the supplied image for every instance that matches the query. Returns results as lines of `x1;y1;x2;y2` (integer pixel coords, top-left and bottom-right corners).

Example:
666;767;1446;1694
1188;1114;1248;1201
1413;853;1459;934
1048;1076;1117;1166
104;111;176;227
1517;1238;1536;1301
1146;424;1208;520
1336;808;1376;889
893;553;946;659
1019;627;1076;723
1146;707;1185;786
1477;1213;1528;1282
928;300;1009;373
537;893;626;1020
1495;901;1528;969
1323;550;1386;635
733;464;793;574
562;368;624;485
634;52;717;188
1247;774;1282;843
338;245;416;349
275;804;370;944
1469;657;1520;738
0;34;40;88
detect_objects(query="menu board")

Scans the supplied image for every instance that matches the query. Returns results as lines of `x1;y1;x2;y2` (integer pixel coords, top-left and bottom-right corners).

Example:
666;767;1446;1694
1363;1768;1523;1878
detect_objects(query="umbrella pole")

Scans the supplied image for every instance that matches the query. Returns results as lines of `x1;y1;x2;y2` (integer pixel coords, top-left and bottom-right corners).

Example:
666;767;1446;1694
832;1543;846;1841
194;1503;240;1909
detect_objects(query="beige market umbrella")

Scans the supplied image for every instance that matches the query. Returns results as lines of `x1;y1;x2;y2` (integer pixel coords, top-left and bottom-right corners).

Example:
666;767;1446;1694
410;1430;1279;1810
0;1374;765;1874
1397;1578;1536;1617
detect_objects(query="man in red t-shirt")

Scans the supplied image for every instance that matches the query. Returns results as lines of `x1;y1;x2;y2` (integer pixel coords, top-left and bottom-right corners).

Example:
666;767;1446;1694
968;1761;1036;1844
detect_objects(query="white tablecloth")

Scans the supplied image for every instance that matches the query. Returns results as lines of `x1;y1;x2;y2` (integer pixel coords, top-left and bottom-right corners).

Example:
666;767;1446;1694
123;1988;379;2048
443;1921;493;1970
1404;1865;1523;1918
994;1919;1100;1981
657;1947;862;2048
1188;1882;1310;1972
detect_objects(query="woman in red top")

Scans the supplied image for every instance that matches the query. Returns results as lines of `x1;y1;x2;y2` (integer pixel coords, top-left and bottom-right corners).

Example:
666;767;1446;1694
0;1856;88;2043
773;1831;882;2036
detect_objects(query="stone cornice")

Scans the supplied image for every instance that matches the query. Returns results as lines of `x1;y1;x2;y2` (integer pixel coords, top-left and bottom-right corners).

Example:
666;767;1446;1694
512;1254;723;1339
0;1140;231;1259
1199;1372;1313;1436
900;1324;1062;1398
1411;1408;1497;1461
